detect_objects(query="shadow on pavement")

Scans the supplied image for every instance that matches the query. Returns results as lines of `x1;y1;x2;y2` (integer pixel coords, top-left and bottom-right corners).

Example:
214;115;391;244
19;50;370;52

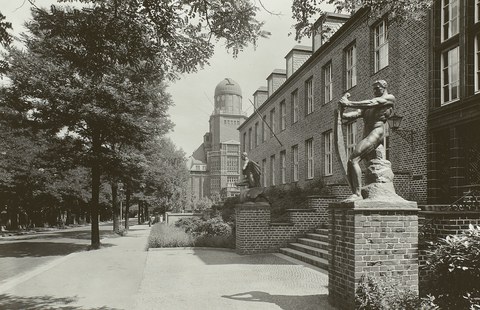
222;291;335;310
191;249;296;265
0;242;89;258
0;294;120;310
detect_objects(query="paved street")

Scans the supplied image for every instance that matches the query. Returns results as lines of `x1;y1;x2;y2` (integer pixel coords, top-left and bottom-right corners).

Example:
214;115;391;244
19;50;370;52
0;221;124;284
0;224;334;310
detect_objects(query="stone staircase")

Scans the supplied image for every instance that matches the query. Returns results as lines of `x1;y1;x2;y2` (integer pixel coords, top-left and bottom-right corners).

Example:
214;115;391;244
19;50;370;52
279;227;330;271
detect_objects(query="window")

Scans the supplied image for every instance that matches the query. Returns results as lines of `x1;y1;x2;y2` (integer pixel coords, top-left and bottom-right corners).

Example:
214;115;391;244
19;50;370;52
280;151;286;184
345;44;357;89
292;145;299;182
476;35;480;93
346;122;357;158
270;155;276;186
441;46;459;105
306;139;314;179
292;90;298;123
323;62;332;103
242;132;246;152
262;159;267;187
227;157;239;173
477;0;480;23
227;176;237;187
305;78;314;114
280;100;286;131
254;122;259;147
374;19;389;72
262;115;267;142
248;128;252;151
442;0;459;41
324;131;333;176
269;108;276;137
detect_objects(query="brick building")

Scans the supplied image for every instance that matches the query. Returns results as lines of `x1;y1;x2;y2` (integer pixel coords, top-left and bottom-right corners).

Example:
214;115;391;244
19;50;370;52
190;78;247;200
427;0;480;203
238;8;429;203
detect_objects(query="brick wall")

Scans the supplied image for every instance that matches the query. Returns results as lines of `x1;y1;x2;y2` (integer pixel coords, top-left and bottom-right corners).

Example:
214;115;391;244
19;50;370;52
235;196;332;254
329;202;419;309
238;8;428;204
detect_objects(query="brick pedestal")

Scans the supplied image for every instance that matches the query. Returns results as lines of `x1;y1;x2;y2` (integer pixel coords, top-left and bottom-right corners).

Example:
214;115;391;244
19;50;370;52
328;200;419;309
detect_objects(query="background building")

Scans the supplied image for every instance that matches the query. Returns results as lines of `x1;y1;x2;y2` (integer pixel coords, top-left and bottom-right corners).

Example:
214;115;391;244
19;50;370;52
427;0;480;203
189;78;247;200
239;8;429;203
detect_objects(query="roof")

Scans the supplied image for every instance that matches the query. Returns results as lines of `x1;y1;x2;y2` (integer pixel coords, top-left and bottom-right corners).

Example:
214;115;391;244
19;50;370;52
214;78;242;97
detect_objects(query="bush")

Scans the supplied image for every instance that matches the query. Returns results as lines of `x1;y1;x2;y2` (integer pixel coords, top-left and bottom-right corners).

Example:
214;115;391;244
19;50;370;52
147;223;195;248
425;224;480;309
175;216;232;237
355;275;438;310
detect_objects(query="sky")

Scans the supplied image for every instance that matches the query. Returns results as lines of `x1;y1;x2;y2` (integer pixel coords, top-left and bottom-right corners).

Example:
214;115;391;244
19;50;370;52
1;0;333;156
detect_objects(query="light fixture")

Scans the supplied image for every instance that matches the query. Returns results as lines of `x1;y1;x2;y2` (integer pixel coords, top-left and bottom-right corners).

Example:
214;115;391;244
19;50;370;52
387;113;414;145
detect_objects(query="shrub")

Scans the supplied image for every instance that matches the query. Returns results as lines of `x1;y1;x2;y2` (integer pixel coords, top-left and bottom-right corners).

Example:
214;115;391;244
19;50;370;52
147;223;194;248
355;275;439;310
425;224;480;309
175;216;232;237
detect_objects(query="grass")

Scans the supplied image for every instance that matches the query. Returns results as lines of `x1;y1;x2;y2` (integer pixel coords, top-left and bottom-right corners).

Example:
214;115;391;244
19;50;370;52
147;223;235;249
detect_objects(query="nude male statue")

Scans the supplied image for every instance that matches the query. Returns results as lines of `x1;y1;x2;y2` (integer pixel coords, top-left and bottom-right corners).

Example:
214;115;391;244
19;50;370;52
236;152;261;188
339;80;395;201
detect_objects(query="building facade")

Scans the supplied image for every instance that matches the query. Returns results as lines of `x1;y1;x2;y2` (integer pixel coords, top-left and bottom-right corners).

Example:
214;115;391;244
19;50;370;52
427;0;480;203
189;78;247;200
239;8;429;203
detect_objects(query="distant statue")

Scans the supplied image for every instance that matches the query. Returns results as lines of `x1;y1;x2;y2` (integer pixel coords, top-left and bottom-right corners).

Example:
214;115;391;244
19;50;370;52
236;152;261;188
339;80;395;201
236;152;268;203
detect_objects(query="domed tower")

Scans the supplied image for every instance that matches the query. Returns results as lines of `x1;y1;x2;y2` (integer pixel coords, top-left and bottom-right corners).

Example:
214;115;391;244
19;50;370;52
205;78;246;198
214;78;243;115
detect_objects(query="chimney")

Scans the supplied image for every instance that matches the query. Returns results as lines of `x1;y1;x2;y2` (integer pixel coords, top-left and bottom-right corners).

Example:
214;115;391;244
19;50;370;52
285;45;312;78
253;86;268;109
312;12;350;52
266;69;286;97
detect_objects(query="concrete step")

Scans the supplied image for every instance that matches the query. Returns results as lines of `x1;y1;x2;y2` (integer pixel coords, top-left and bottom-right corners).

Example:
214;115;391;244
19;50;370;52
314;228;329;235
305;232;329;243
288;243;330;259
279;247;329;271
297;238;330;251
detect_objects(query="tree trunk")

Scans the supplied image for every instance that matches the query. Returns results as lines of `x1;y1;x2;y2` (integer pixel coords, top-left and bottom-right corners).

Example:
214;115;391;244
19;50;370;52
138;200;142;224
90;132;101;249
111;181;120;233
124;181;131;230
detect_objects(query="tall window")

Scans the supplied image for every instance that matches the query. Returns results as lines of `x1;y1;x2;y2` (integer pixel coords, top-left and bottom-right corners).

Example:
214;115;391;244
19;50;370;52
292;145;299;182
324;131;333;176
346;122;357;158
248;128;252;151
305;78;314;114
442;0;459;41
270;155;276;186
269;108;276;137
476;35;480;93
242;132;246;153
306;139;314;179
374;19;389;72
441;46;459;105
262;158;267;187
292;90;298;123
254;122;259;147
323;62;332;103
345;44;357;89
280;150;286;184
227;157;238;173
262;115;267;142
280;100;286;131
476;0;480;23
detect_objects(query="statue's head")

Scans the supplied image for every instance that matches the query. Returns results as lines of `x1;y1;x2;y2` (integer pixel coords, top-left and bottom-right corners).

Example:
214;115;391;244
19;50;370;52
241;152;248;160
373;80;387;97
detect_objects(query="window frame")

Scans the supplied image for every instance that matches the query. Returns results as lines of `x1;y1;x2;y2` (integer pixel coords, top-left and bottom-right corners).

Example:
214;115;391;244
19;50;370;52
374;18;389;72
306;138;314;180
292;90;299;123
323;62;333;104
345;44;357;90
269;108;276;137
305;78;314;115
280;100;287;131
441;46;460;105
270;155;276;186
292;145;299;182
280;150;286;184
324;131;333;176
441;0;459;42
346;121;357;159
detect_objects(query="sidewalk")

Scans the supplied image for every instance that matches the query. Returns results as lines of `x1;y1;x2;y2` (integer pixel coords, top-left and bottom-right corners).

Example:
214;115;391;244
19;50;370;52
1;224;334;310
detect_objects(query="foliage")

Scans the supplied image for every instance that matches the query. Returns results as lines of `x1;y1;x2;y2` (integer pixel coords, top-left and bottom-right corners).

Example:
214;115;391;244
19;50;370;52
355;274;439;310
147;223;194;248
425;225;480;310
175;216;232;237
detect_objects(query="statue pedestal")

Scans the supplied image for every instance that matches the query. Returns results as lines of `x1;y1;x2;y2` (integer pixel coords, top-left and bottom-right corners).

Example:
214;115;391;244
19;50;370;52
328;200;419;309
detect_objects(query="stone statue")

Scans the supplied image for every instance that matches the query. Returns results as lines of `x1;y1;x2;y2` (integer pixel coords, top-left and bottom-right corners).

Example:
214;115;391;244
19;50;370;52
237;152;261;188
236;152;268;203
339;80;402;202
